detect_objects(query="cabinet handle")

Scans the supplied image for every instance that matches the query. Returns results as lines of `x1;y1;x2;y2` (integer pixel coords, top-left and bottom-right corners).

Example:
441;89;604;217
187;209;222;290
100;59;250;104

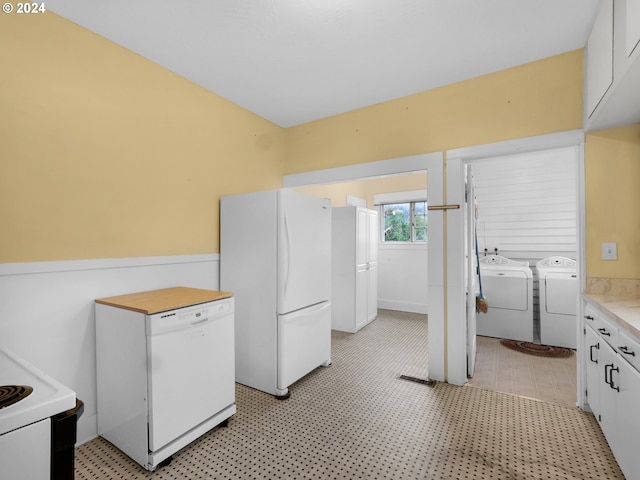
605;363;613;386
584;315;594;321
598;328;611;336
619;346;636;357
610;366;620;392
589;343;599;363
604;363;620;392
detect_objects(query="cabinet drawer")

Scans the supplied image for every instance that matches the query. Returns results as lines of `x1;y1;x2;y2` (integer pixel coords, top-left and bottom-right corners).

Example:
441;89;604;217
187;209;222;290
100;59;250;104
616;329;640;372
583;304;599;327
584;305;618;347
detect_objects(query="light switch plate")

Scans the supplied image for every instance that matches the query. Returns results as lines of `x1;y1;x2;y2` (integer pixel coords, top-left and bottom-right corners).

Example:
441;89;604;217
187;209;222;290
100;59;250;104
602;242;617;260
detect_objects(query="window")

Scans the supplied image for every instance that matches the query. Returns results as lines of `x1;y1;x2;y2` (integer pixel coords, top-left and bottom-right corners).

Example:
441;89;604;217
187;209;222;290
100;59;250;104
382;201;427;242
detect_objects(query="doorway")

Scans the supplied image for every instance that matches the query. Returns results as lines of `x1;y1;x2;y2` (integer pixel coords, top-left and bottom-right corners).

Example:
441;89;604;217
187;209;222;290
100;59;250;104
284;152;448;383
463;148;579;407
447;129;585;407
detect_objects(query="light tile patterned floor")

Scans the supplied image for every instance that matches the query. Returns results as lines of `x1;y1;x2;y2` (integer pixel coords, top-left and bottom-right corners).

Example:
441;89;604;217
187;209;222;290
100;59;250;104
468;335;577;408
75;310;622;479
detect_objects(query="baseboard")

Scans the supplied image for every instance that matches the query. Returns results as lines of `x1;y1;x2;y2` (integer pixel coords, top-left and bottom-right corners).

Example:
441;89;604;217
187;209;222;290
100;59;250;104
378;300;428;314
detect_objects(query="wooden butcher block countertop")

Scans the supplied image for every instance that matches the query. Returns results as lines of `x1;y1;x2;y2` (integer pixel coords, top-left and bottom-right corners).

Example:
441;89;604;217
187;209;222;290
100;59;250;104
95;287;233;314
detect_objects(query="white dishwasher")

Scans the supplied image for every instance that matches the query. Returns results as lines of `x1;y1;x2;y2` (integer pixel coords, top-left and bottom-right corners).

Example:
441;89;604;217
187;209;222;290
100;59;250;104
95;287;236;471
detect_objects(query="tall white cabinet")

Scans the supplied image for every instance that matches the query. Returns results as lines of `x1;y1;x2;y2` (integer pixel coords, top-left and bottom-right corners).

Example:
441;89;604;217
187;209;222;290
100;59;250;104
332;206;378;333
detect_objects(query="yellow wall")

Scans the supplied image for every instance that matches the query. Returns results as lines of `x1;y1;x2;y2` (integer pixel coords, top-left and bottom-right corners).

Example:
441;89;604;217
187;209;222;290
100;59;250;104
0;13;284;263
294;181;368;208
585;124;640;279
4;15;635;280
284;50;583;174
295;172;427;208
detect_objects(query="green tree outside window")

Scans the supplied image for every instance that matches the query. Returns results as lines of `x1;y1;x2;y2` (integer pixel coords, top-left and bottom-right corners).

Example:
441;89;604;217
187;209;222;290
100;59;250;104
383;201;427;242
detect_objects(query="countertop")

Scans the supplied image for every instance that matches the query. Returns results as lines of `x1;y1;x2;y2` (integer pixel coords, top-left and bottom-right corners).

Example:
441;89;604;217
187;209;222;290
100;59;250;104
584;293;640;339
95;286;233;314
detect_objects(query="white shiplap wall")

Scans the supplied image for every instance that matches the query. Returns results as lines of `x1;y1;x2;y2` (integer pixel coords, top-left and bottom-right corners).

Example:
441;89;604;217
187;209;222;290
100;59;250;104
472;146;577;260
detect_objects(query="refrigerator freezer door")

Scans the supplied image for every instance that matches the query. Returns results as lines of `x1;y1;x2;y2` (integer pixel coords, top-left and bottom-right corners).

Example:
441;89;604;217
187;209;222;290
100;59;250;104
277;302;331;391
277;190;331;315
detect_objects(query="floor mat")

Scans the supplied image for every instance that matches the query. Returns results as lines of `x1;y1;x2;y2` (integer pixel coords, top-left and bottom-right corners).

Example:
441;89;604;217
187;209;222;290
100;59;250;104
500;339;574;357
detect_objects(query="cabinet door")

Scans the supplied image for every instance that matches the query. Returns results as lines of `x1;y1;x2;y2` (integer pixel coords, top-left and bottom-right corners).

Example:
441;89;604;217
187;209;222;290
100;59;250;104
612;356;640;478
367;209;378;264
367;209;378;322
585;0;614;118
356;208;368;266
355;265;368;330
598;341;618;443
584;325;601;418
627;0;640;57
367;264;378;322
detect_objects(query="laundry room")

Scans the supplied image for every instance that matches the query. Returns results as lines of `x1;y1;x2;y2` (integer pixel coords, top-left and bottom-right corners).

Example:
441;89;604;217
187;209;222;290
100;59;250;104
466;145;580;406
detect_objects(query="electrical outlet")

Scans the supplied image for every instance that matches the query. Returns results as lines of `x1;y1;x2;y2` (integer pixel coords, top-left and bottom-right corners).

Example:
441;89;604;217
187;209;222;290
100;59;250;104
602;242;617;261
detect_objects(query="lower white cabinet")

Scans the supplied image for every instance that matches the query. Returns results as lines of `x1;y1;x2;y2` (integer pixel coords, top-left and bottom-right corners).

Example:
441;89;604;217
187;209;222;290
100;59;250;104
584;325;602;420
613;351;640;476
584;304;640;478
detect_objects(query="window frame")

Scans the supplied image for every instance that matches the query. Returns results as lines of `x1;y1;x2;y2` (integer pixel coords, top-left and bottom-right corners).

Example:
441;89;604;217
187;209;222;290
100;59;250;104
374;190;429;245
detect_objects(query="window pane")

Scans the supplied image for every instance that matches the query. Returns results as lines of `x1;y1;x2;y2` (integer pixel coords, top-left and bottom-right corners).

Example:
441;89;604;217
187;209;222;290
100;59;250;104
383;203;411;241
413;201;428;241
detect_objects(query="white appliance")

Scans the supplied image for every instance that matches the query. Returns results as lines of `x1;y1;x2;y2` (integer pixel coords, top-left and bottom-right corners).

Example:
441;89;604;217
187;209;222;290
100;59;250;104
95;287;236;471
221;189;332;398
478;255;534;342
331;206;378;333
536;256;578;348
0;347;77;480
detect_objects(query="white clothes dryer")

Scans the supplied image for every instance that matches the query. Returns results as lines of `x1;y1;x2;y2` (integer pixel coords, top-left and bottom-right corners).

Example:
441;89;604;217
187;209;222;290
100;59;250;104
536;256;577;349
478;255;534;342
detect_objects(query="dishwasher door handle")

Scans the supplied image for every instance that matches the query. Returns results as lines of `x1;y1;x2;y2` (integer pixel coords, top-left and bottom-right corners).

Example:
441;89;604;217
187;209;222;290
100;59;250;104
190;317;213;327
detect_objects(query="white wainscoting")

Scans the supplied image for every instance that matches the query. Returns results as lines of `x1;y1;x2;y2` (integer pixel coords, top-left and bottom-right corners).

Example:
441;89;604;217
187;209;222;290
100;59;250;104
378;243;428;314
0;254;219;445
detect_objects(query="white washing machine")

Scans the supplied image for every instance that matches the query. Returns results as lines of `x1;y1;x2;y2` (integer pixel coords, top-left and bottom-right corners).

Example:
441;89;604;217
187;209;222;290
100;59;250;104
478;255;534;342
536;256;577;349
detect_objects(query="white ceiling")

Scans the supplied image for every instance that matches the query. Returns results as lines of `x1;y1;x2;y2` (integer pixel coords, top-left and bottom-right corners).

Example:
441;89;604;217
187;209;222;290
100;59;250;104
49;0;600;127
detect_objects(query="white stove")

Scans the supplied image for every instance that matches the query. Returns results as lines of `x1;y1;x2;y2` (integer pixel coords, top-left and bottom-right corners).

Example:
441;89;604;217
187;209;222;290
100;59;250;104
0;347;77;479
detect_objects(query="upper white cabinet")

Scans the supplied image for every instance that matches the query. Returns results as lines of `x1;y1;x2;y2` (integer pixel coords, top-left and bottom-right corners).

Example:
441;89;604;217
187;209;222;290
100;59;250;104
585;0;640;131
332;206;378;333
626;0;640;56
585;0;614;119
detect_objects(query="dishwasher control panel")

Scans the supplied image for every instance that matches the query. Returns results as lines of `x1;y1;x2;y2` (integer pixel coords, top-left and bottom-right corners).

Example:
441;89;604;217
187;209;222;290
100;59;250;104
147;298;234;335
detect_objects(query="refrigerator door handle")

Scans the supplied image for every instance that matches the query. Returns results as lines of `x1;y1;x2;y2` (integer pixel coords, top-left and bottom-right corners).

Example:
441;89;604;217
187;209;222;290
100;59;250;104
284;215;291;299
281;301;330;322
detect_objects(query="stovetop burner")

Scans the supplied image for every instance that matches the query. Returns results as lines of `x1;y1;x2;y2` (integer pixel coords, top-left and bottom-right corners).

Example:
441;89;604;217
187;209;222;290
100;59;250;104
0;385;34;409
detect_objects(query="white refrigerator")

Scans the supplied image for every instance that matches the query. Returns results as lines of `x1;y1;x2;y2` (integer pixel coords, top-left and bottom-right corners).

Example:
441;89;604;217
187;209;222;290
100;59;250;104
220;189;332;398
